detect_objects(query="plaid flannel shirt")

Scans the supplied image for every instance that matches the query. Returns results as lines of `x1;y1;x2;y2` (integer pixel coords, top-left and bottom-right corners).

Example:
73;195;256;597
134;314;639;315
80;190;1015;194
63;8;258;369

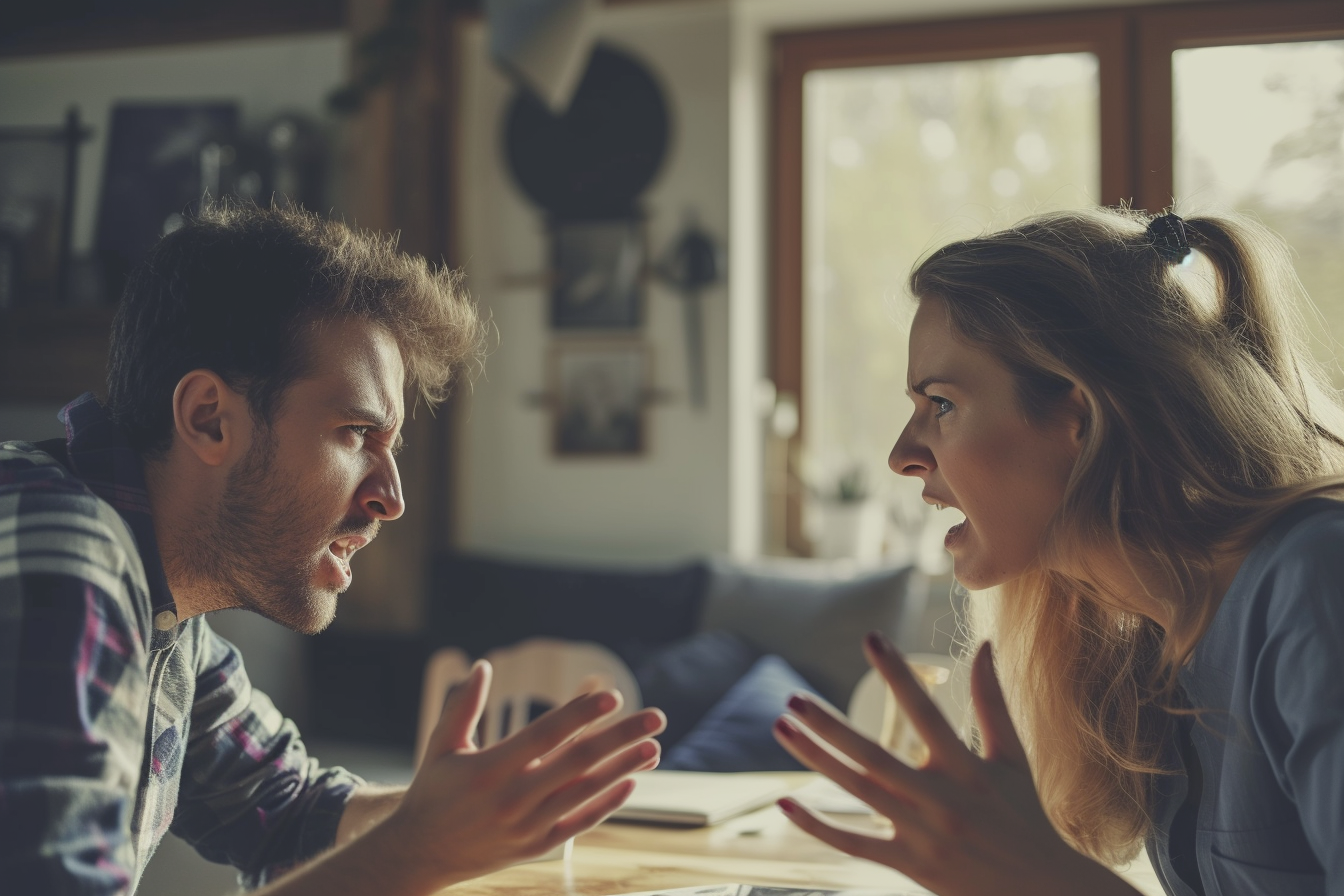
0;393;363;894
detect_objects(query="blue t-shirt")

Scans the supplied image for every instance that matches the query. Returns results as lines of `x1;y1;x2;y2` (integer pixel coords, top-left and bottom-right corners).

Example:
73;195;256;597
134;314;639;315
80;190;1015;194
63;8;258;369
1148;498;1344;896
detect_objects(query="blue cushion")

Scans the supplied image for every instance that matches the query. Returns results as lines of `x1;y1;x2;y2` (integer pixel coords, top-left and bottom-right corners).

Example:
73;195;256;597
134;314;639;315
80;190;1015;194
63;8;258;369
634;629;762;749
662;654;816;773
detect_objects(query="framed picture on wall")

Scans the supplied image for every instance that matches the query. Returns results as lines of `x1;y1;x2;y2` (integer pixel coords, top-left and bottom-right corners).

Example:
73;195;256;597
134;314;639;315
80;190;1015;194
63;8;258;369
96;102;239;301
551;341;649;456
549;217;645;329
0;109;89;309
0;131;67;309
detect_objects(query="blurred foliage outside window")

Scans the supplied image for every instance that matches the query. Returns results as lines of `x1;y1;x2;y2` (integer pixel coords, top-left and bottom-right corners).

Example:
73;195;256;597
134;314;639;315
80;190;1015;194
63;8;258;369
1174;40;1344;386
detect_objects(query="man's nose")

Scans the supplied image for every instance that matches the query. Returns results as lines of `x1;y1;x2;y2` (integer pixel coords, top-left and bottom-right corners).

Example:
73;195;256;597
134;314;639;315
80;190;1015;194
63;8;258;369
360;457;405;520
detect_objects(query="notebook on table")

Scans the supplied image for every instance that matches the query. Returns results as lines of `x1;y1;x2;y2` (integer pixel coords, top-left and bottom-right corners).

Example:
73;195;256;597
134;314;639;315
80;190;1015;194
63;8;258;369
610;771;795;826
612;885;927;896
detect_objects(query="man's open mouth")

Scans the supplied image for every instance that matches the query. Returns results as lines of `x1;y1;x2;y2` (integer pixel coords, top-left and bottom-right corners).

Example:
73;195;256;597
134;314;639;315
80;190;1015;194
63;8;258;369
328;535;369;563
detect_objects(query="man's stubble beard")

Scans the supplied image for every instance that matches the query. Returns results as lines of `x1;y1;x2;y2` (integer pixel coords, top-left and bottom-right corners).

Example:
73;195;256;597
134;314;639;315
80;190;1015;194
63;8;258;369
174;427;343;635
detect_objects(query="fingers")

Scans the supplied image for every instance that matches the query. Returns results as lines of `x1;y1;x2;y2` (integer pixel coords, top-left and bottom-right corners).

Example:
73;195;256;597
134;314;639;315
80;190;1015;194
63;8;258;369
534;735;661;822
776;696;940;806
542;778;639;850
773;714;931;828
863;633;973;769
776;797;913;868
530;707;666;793
970;642;1029;770
497;689;628;763
426;660;491;757
505;712;661;855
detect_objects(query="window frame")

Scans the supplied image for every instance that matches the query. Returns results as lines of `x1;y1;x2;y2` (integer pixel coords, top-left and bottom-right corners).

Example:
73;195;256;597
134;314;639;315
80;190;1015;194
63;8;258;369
1135;0;1344;212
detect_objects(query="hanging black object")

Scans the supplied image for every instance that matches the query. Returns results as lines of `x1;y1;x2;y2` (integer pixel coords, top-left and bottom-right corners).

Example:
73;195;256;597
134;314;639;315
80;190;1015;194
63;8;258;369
657;215;723;408
503;43;670;220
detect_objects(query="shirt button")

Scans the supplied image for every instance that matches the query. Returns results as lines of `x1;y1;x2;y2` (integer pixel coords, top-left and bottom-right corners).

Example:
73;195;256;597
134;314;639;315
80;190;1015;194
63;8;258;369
154;610;178;631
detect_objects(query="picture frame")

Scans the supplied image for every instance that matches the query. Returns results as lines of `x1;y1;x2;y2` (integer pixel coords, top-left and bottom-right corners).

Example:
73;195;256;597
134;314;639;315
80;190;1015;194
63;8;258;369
95;102;239;301
549;216;645;329
551;341;650;456
0;109;88;309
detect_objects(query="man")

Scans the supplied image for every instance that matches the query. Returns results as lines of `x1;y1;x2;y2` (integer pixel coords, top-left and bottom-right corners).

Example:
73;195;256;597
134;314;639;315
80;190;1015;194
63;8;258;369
0;203;665;895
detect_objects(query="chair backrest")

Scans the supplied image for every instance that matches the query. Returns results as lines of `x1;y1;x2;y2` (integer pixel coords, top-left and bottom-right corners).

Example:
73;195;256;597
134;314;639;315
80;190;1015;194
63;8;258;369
416;638;642;767
847;652;969;754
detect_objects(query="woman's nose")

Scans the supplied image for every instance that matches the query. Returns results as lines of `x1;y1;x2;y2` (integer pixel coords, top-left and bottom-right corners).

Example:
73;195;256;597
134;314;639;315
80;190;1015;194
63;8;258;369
889;423;934;478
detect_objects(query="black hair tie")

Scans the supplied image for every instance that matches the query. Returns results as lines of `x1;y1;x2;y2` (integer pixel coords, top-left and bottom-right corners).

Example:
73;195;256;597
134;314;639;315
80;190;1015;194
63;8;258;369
1147;212;1192;264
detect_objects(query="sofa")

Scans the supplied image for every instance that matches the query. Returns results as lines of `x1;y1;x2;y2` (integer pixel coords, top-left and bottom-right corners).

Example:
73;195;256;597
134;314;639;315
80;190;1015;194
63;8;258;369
307;552;961;771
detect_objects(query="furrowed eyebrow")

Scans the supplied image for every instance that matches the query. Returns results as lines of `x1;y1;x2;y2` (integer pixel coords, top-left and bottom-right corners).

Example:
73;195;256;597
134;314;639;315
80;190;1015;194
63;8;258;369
907;375;954;398
343;405;404;452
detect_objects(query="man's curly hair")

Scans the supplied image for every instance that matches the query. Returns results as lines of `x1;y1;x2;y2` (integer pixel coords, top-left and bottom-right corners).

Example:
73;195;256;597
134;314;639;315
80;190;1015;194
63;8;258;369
106;201;487;455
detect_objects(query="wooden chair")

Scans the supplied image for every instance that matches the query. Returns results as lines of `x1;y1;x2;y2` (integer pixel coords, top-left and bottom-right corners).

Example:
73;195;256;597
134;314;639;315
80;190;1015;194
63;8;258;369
847;652;969;762
415;637;642;767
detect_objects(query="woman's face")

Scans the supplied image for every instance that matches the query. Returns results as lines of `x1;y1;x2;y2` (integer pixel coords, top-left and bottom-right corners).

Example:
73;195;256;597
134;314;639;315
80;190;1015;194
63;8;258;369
889;298;1082;590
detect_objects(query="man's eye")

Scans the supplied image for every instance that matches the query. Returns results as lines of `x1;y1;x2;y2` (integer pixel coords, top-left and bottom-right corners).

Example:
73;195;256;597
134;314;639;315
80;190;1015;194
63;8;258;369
347;425;371;437
931;396;954;418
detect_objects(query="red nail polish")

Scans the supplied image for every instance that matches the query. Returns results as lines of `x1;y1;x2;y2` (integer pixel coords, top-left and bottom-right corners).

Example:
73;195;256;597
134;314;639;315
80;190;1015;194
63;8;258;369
787;694;808;715
774;717;796;739
778;797;798;814
866;631;890;654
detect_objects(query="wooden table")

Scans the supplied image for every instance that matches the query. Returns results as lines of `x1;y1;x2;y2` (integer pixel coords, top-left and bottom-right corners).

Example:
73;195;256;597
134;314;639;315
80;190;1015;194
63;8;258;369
439;774;1166;896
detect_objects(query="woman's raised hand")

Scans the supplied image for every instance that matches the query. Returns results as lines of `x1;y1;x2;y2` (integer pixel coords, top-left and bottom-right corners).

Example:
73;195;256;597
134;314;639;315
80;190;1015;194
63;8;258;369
772;634;1140;896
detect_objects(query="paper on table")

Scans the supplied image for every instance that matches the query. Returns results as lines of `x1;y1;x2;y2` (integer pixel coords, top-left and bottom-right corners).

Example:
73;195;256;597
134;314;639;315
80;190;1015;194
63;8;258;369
611;771;794;826
612;885;928;896
786;777;875;815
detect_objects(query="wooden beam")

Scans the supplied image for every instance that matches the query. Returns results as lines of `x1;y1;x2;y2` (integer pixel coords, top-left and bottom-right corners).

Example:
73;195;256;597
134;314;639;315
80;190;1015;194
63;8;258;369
0;0;347;58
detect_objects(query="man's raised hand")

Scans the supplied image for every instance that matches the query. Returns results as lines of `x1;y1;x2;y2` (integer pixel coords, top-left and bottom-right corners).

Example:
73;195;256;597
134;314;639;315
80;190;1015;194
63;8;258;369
381;660;666;892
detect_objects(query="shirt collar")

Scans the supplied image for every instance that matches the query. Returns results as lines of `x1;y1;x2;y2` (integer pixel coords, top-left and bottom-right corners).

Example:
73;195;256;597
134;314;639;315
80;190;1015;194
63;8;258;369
59;392;180;642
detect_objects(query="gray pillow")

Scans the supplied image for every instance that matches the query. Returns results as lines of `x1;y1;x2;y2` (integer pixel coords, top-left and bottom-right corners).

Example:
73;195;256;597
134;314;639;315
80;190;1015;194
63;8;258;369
697;559;924;706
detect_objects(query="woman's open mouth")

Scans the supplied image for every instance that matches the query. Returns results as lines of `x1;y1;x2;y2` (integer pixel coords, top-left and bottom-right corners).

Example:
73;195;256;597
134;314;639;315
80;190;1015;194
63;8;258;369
944;516;967;549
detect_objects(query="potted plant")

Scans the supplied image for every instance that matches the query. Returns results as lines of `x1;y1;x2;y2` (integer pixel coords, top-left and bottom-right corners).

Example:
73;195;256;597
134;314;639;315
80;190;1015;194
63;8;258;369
809;465;886;562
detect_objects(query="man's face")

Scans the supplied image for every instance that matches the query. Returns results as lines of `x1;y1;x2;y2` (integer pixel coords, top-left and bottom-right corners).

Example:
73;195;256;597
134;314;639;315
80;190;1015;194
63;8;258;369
205;318;406;633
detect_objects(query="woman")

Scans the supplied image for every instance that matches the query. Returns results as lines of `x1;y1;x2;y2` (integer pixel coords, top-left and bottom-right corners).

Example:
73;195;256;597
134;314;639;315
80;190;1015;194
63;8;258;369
773;207;1344;896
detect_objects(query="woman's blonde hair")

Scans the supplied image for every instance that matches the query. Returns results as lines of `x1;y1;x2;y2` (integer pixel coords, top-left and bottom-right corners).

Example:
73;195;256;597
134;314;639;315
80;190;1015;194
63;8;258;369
909;206;1344;862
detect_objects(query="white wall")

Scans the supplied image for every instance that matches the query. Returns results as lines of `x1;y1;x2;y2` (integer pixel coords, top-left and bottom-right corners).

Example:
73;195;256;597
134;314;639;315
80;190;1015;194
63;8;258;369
454;2;734;564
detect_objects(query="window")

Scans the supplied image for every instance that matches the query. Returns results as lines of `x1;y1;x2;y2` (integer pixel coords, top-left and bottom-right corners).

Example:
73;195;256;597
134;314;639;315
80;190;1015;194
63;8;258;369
770;1;1344;558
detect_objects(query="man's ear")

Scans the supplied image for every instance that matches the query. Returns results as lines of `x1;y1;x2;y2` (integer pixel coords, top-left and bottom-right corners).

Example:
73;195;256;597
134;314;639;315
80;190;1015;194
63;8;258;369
171;370;248;467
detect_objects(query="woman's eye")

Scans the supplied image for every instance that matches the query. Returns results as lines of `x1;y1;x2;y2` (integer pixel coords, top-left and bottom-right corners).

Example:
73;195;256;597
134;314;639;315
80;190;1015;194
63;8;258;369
931;396;954;418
